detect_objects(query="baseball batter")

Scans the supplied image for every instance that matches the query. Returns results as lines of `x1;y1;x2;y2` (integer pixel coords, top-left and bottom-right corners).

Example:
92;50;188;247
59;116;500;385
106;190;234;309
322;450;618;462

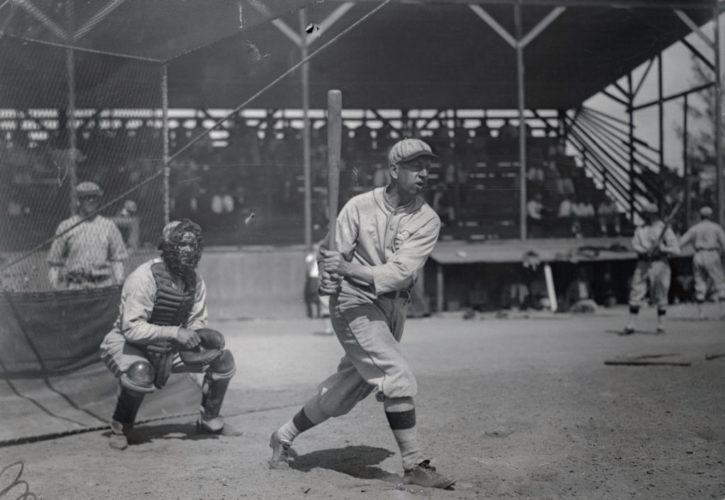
268;138;454;489
678;206;725;319
47;181;127;289
100;219;236;449
624;202;680;334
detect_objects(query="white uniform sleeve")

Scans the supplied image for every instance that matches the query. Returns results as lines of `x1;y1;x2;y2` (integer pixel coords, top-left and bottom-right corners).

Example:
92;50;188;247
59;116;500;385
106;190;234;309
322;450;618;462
320;201;360;259
678;227;694;249
661;227;680;255
631;228;648;254
118;268;180;344
371;216;441;294
186;276;208;331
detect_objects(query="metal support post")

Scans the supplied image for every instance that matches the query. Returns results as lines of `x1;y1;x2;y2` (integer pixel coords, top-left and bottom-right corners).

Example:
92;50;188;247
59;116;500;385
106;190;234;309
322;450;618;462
715;6;723;225
627;72;636;222
300;9;312;249
161;64;170;225
65;0;78;215
683;95;690;225
515;3;527;240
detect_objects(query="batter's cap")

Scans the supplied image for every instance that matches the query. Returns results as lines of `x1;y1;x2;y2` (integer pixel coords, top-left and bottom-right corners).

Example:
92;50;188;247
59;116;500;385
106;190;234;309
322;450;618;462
388;138;437;165
641;201;658;214
699;206;713;217
76;181;103;197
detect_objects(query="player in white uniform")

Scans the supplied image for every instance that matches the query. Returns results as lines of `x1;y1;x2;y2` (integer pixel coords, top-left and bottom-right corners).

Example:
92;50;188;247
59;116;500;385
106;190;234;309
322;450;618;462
678;206;725;319
624;202;680;334
268;138;454;489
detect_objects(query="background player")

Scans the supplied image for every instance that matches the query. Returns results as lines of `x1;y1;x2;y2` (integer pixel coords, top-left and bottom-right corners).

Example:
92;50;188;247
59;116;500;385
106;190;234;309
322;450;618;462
268;138;454;490
47;181;127;289
623;202;680;334
679;206;725;319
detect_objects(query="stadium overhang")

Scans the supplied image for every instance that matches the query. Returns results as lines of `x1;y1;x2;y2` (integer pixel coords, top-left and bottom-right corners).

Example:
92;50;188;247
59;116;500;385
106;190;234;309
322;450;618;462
0;0;716;109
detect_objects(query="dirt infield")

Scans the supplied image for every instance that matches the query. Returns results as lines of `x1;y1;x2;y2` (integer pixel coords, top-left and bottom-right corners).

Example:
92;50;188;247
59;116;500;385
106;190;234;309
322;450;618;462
1;304;724;499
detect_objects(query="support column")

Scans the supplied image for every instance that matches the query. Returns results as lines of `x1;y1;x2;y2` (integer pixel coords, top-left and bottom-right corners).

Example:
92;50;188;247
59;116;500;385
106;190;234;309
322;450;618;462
683;95;690;226
715;6;723;225
300;9;312;249
161;64;170;225
436;262;444;312
657;53;664;210
515;4;527;240
64;0;78;215
627;72;635;221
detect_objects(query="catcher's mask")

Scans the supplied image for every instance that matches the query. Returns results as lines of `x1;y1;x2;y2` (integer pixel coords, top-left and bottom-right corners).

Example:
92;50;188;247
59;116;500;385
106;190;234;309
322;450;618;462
159;219;204;280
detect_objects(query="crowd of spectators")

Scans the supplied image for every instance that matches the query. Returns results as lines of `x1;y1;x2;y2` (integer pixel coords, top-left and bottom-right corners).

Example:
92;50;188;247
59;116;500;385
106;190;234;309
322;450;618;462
2;114;626;248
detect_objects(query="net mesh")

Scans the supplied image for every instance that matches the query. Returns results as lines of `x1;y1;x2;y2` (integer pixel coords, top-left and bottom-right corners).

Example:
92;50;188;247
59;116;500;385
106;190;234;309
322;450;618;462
0;38;164;292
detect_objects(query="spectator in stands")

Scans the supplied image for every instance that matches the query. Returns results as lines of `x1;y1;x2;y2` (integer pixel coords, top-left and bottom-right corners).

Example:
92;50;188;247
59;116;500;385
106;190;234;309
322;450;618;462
526;163;545;185
527;192;546;237
557;195;575;237
117;200;138;218
47;181;128;290
499;119;518;140
573;195;595;237
597;196;621;236
562;267;597;313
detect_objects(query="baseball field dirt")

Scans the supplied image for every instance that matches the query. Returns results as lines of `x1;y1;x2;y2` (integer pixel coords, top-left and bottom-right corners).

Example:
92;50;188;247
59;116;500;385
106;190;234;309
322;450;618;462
2;303;723;499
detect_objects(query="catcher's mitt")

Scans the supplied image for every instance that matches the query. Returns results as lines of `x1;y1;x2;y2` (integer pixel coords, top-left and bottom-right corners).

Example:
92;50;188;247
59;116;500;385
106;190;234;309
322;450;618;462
179;328;225;367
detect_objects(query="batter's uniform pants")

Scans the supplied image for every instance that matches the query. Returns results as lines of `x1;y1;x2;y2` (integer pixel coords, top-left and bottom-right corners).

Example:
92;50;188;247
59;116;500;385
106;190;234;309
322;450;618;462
100;332;234;388
693;250;725;301
629;259;671;308
309;291;415;419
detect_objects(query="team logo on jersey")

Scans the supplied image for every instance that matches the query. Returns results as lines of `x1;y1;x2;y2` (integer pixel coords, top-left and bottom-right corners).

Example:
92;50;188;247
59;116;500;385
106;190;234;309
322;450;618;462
393;230;410;251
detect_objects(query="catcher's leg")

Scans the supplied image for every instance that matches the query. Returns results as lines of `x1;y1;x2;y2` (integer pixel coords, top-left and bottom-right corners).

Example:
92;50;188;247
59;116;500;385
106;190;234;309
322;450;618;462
111;360;155;449
197;349;236;434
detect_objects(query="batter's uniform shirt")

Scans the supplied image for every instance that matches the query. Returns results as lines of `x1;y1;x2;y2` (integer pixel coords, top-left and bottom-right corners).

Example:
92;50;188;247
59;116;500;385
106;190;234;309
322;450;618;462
47;215;127;288
679;220;725;301
313;187;441;419
100;258;210;382
629;221;680;308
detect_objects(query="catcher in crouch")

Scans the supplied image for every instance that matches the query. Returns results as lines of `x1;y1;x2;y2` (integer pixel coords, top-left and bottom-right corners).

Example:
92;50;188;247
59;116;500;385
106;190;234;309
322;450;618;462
100;219;236;449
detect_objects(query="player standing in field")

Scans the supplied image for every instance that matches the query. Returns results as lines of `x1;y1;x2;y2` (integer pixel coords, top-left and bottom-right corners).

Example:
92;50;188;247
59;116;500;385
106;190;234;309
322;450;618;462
623;202;680;335
678;206;725;319
268;138;454;489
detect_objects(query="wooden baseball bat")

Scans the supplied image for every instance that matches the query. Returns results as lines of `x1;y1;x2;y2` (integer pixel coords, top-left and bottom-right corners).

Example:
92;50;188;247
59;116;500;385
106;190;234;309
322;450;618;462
327;89;342;251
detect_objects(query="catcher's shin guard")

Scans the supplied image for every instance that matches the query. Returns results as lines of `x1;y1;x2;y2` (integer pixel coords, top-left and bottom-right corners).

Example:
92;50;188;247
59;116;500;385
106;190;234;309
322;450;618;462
112;386;146;425
200;351;234;420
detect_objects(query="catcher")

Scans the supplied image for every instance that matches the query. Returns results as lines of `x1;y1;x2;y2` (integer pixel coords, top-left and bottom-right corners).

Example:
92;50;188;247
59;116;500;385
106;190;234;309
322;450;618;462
100;219;236;449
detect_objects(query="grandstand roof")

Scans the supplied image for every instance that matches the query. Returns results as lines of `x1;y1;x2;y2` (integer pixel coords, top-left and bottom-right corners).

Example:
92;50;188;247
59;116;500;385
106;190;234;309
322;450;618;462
0;0;715;109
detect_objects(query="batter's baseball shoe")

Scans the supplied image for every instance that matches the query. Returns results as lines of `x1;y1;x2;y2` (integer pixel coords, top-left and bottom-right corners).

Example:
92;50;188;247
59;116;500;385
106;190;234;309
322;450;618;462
655;326;665;335
621;326;635;335
268;431;298;469
196;416;225;434
403;459;455;490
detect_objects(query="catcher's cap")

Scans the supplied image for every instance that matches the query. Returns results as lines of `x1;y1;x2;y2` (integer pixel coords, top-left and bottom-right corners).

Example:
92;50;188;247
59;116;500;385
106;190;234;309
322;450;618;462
161;220;183;243
388;138;437;165
76;181;102;197
699;206;713;217
641;201;658;214
161;219;202;244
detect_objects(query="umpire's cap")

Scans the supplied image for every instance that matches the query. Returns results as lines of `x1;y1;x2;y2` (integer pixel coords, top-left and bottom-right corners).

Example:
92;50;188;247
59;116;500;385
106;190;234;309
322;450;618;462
388;138;437;166
699;206;713;217
76;181;103;198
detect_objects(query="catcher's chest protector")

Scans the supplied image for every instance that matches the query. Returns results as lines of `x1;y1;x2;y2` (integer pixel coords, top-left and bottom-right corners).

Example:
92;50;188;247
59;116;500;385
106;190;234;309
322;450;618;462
149;262;197;327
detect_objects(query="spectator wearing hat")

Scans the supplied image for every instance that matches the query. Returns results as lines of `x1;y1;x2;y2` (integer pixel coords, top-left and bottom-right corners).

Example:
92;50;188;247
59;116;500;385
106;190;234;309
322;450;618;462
47;182;128;290
678;206;725;319
623;201;680;335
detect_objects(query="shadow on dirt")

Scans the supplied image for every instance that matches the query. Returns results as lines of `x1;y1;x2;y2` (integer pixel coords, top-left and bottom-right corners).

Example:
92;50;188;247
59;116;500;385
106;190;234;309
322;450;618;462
104;421;243;445
291;445;399;482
